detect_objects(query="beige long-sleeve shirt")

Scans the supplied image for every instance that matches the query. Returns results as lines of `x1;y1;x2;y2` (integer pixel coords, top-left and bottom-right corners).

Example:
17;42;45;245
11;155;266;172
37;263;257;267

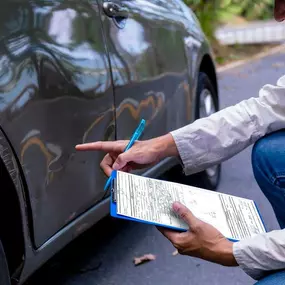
171;75;285;280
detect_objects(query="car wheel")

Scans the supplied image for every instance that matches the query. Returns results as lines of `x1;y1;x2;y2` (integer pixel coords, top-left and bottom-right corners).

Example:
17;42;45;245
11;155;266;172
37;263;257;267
164;72;221;190
190;72;221;190
0;240;10;285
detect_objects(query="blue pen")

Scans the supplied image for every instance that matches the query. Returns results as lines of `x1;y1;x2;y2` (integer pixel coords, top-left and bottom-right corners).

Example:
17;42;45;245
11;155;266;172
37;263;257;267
104;119;146;191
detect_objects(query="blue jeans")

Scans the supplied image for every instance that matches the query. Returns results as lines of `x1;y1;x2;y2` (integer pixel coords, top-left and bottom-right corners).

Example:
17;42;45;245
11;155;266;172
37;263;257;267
252;130;285;284
255;271;285;285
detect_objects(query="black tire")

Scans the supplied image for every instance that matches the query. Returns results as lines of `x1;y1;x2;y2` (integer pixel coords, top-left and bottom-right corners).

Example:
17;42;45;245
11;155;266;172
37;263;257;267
191;72;221;190
0;240;10;285
165;72;221;190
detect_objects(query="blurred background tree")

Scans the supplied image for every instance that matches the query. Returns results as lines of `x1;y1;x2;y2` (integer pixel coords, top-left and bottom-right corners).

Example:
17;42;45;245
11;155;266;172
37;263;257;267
184;0;274;40
183;0;275;65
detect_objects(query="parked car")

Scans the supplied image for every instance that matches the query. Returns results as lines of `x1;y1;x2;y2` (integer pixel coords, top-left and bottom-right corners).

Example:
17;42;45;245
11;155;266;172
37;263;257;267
0;0;220;284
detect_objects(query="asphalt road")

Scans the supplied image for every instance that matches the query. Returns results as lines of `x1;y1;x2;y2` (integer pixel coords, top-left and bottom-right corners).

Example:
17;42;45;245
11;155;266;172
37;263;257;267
25;49;285;285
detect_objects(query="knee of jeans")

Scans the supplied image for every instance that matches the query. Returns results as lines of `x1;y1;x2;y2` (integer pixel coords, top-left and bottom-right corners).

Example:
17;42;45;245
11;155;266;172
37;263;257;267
252;134;285;188
252;137;274;183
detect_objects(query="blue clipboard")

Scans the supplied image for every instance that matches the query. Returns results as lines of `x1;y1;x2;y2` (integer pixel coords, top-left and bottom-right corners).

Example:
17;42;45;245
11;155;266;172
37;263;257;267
109;170;267;243
110;171;188;232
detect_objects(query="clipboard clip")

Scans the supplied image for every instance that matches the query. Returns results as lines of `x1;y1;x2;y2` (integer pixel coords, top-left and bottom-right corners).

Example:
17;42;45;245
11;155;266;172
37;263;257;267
110;171;117;203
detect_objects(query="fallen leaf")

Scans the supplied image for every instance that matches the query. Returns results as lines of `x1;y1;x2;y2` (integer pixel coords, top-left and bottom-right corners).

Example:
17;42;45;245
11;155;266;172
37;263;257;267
133;254;156;266
172;250;179;256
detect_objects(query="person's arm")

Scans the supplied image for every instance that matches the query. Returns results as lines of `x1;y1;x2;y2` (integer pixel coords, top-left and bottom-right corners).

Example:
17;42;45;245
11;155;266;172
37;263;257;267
171;75;285;175
169;75;285;280
76;75;285;279
76;75;285;177
160;202;285;281
233;230;285;280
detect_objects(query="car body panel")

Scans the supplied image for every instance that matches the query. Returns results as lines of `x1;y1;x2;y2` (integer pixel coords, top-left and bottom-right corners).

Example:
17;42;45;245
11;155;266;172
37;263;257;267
0;0;116;248
99;0;193;143
0;0;218;283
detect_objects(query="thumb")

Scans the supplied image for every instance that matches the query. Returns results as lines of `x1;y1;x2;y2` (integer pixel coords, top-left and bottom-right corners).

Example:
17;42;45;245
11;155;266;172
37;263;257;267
173;202;198;227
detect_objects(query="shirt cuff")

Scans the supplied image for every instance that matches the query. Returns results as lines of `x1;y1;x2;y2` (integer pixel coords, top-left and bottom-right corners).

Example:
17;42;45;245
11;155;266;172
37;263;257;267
233;241;267;280
170;125;206;175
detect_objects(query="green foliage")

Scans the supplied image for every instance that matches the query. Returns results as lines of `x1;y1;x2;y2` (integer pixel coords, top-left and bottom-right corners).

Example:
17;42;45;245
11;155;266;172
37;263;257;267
184;0;220;40
184;0;274;39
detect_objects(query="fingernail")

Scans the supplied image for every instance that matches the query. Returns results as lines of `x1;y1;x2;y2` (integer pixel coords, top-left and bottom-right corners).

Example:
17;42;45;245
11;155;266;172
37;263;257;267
113;162;119;170
172;202;181;212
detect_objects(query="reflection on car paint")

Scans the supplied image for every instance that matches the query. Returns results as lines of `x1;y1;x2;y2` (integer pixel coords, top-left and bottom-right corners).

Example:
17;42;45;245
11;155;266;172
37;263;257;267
116;91;165;125
0;0;116;247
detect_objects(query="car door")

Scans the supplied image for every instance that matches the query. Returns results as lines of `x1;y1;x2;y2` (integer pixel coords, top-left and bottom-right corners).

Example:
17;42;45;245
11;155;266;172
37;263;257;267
98;0;193;145
0;0;115;247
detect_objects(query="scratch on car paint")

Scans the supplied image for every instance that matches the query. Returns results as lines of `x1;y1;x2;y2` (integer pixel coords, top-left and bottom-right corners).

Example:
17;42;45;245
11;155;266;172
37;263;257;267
82;92;165;144
116;91;165;125
82;113;106;143
20;136;56;185
20;137;53;167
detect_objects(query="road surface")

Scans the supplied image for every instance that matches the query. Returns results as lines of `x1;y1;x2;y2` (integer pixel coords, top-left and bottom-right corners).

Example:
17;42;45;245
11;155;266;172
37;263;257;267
25;49;285;285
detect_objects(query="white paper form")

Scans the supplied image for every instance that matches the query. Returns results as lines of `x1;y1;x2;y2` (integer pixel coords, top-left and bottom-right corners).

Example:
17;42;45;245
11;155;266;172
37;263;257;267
115;171;266;240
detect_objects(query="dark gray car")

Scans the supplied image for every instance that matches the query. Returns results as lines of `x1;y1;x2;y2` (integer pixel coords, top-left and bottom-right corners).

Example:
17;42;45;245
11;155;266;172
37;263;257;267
0;0;220;284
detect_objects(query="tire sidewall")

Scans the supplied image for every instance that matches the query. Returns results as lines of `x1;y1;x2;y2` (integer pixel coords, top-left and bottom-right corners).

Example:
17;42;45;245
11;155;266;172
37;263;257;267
195;72;219;120
195;72;221;190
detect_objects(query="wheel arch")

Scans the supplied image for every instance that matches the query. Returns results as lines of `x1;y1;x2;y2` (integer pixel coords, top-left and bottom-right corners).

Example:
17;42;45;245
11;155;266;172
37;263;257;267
0;129;30;283
199;54;219;102
0;158;25;282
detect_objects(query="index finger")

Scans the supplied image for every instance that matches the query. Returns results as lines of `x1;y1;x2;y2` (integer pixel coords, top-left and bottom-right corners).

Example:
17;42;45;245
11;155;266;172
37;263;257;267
75;141;127;152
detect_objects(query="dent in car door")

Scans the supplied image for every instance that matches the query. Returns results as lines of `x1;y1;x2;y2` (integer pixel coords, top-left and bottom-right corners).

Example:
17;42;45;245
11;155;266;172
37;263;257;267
0;0;115;247
99;0;192;143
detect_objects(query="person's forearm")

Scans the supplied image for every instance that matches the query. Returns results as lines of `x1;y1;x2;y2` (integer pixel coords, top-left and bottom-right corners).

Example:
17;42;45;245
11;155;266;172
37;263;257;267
151;134;179;160
233;229;285;280
170;76;285;175
214;240;238;267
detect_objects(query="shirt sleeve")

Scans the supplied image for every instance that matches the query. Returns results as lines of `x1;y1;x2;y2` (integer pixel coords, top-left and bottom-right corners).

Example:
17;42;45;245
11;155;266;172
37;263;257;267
233;230;285;280
170;75;285;175
170;75;285;279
